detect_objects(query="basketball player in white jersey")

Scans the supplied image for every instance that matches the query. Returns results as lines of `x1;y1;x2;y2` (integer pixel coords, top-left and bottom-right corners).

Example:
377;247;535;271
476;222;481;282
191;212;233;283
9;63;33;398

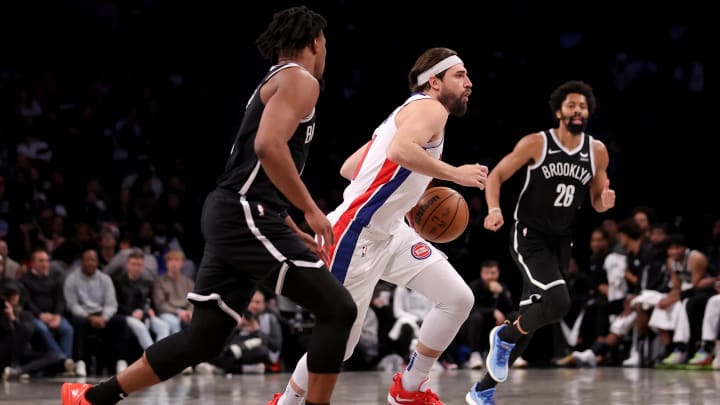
269;47;488;405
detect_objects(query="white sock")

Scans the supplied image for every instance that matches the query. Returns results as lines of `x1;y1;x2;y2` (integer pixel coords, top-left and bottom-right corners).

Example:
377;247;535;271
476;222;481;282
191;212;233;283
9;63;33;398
278;353;308;405
401;351;435;392
277;384;304;405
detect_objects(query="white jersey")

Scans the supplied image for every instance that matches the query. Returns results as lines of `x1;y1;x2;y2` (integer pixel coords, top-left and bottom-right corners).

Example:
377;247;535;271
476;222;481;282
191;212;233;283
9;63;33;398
327;93;444;235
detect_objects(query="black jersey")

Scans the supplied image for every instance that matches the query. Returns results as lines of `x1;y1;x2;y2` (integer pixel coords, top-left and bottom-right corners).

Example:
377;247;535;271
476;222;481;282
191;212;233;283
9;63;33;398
216;63;317;211
514;129;595;236
670;248;695;292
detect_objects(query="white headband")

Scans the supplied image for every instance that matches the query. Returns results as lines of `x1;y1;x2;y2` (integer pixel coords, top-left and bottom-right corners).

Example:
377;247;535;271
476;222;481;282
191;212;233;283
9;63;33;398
416;55;463;86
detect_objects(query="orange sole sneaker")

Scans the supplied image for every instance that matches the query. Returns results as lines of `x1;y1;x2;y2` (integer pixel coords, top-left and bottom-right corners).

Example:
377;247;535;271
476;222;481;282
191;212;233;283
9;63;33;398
61;382;93;405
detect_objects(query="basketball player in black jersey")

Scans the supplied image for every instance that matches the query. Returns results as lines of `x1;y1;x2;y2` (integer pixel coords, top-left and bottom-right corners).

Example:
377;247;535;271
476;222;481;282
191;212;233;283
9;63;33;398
61;6;356;405
465;80;616;405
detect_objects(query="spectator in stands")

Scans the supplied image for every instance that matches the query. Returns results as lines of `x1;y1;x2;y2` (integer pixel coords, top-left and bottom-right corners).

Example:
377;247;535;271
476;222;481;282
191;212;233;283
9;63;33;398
655;234;714;366
103;234;157;282
207;289;282;375
113;249;169;351
19;248;74;360
1;280;72;380
0;239;21;279
465;260;517;370
152;249;194;335
64;249;129;376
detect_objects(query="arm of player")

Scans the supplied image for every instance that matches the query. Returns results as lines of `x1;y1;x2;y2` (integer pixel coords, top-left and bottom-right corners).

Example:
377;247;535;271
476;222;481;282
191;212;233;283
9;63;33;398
255;68;334;248
386;99;487;189
284;214;330;266
689;250;710;288
484;133;543;231
589;140;615;213
658;267;681;309
340;141;370;180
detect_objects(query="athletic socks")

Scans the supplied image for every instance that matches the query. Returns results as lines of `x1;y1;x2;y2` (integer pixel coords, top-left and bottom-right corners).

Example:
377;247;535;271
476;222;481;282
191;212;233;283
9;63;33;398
277;384;304;405
84;376;127;405
498;322;524;343
474;373;498;392
401;351;435;391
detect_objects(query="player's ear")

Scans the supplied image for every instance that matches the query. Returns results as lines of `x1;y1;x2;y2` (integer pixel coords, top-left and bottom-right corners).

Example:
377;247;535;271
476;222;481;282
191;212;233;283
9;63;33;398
310;35;321;55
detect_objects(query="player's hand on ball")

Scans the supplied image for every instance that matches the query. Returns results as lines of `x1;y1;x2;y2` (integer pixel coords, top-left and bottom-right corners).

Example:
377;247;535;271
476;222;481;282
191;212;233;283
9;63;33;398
453;163;489;189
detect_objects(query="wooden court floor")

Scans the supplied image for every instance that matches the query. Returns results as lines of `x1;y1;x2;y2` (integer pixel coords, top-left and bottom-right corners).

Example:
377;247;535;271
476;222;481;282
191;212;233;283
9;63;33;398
2;367;719;404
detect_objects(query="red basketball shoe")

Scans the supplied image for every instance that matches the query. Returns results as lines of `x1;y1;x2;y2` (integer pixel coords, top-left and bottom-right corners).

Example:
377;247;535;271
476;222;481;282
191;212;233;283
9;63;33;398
387;372;445;405
61;383;93;405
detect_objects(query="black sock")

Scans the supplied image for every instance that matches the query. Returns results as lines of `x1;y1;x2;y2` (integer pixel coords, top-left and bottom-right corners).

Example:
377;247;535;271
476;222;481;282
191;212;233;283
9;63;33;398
475;373;499;392
84;376;127;405
498;322;524;343
705;340;715;353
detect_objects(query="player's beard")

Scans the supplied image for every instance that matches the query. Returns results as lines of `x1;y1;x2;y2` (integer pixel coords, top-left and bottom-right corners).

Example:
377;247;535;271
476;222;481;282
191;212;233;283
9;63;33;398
566;115;587;135
440;91;469;117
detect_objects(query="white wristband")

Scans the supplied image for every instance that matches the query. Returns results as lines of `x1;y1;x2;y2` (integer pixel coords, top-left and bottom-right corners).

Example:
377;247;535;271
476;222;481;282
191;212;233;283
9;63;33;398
488;208;501;214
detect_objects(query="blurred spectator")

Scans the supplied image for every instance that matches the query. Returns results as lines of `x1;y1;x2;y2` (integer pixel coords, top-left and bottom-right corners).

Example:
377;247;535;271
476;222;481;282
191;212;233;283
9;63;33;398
97;229;118;269
113;249;169;351
0;239;21;279
1;280;71;380
63;249;129;376
103;234;158;282
19;248;74;359
208;289;282;375
152;249;194;335
464;260;517;370
655;234;713;366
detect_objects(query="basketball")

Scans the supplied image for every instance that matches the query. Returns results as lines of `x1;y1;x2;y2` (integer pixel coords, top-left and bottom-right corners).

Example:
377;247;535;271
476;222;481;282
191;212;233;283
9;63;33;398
406;186;469;243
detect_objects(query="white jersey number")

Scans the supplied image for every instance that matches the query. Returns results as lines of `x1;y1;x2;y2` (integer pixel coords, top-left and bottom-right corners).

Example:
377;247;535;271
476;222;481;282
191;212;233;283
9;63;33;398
554;183;575;207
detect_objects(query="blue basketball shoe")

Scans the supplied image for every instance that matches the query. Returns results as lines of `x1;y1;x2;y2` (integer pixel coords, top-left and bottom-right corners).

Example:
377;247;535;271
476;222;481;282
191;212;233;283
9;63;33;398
485;323;515;382
465;383;495;405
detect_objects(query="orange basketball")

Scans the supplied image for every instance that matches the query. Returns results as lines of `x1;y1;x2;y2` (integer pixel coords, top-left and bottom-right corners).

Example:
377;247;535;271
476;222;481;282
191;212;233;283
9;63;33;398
406;186;469;243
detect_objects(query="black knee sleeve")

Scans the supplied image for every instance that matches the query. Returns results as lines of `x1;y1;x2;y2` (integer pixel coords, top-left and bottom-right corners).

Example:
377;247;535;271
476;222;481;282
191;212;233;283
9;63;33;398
306;288;357;373
520;285;571;333
542;285;571;323
146;305;236;380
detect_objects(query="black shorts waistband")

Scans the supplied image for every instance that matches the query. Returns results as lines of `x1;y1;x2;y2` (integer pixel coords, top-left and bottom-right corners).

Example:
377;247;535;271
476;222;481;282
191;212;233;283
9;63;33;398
213;188;287;215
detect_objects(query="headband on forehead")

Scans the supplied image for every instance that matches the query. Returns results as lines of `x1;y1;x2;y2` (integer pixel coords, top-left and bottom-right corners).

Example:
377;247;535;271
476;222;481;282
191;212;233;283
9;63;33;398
416;55;463;86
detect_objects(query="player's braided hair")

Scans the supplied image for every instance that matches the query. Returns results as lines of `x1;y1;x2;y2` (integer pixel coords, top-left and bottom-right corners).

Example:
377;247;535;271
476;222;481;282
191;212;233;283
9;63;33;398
548;80;597;116
256;5;327;62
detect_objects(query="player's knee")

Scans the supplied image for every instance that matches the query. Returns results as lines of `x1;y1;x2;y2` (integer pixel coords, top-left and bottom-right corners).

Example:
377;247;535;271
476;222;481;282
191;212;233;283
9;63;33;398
338;294;358;329
320;289;357;329
146;328;214;380
427;282;473;322
544;285;571;322
445;283;474;319
439;284;475;322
